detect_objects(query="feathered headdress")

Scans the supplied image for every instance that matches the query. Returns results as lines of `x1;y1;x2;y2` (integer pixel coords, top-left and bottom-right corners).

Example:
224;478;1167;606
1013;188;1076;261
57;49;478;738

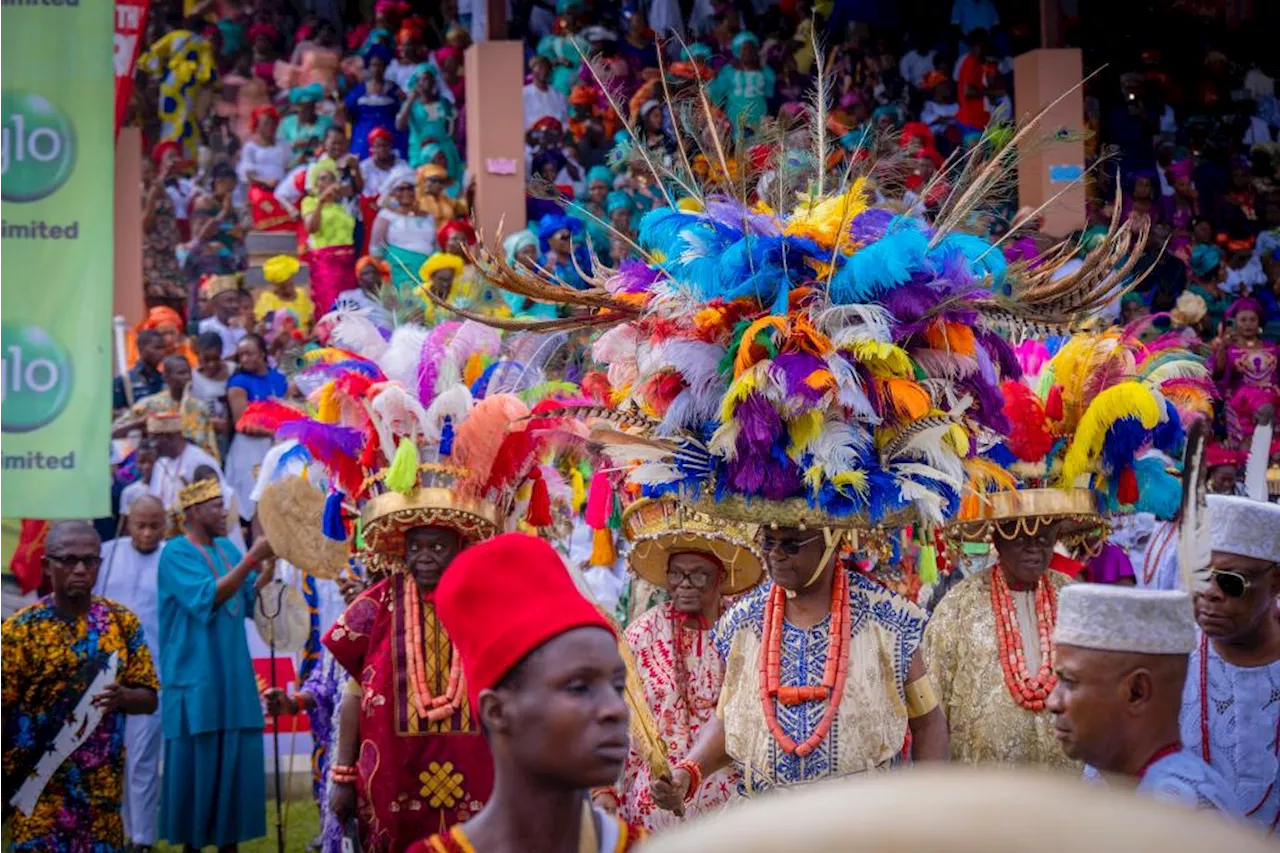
953;320;1215;542
429;36;1148;536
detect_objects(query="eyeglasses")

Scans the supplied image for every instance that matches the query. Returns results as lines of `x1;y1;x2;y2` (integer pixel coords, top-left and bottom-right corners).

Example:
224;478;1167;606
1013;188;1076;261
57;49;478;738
759;533;823;556
1210;569;1253;599
46;554;103;570
668;570;715;590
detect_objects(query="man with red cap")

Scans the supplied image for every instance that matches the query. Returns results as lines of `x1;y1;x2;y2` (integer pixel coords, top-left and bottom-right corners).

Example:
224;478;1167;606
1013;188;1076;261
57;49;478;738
414;533;645;853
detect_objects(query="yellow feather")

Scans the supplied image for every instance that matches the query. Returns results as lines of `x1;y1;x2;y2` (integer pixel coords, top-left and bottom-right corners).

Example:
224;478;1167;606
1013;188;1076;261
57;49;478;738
316;381;340;423
830;470;869;496
720;362;765;423
843;340;914;378
787;410;824;460
1058;382;1161;486
462;352;488;388
783;178;869;250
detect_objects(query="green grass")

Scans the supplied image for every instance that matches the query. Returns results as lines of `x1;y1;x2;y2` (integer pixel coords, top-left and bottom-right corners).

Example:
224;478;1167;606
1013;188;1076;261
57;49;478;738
5;801;321;852
154;800;321;853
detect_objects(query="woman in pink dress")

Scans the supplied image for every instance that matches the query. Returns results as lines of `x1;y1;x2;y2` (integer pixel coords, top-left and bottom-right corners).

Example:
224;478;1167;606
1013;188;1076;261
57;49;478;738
1214;296;1280;445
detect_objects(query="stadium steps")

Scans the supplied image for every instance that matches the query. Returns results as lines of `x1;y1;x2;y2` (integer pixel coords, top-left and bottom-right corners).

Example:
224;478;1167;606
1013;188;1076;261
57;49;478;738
244;230;308;290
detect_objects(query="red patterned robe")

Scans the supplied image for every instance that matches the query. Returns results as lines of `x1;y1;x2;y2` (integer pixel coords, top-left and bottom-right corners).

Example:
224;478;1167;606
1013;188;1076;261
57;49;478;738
619;602;740;831
323;574;493;852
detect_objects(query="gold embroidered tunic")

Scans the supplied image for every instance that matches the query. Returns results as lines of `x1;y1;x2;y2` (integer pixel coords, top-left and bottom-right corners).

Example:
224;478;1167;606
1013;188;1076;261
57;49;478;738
924;568;1078;770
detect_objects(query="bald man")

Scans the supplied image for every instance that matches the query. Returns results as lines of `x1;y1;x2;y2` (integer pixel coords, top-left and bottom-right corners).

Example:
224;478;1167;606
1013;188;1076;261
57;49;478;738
97;496;168;850
2;520;159;852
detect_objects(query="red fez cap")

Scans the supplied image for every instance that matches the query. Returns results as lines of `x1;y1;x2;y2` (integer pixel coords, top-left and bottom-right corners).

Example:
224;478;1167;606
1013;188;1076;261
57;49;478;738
435;533;614;711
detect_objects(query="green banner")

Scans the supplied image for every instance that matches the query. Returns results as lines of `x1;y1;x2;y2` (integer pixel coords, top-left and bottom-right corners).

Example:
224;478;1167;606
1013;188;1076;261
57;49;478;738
2;0;114;518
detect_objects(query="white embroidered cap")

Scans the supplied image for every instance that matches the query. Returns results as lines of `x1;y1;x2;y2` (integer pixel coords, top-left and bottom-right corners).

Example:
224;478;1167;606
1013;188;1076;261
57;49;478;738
1207;495;1280;564
1054;584;1197;655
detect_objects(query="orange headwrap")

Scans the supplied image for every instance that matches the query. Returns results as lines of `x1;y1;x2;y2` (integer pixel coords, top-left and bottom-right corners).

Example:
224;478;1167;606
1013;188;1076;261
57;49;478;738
250;104;280;134
125;306;198;369
356;255;391;281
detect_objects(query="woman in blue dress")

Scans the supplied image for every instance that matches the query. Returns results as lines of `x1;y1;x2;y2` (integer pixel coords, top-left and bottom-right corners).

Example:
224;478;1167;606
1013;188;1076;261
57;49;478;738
223;334;289;526
343;44;405;159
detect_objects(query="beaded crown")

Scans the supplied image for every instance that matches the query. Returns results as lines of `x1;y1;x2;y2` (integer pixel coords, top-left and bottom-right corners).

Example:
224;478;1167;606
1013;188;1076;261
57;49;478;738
177;478;222;510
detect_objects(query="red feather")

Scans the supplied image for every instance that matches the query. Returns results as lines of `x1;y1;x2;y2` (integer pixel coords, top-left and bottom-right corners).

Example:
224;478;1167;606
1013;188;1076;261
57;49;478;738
1117;466;1139;505
640;371;687;416
580;371;613;404
237;400;306;434
1001;381;1055;462
1045;384;1064;421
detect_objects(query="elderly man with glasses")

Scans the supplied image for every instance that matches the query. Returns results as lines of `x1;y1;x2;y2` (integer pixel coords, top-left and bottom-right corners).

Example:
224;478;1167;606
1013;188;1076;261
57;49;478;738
1;520;160;853
1180;494;1280;835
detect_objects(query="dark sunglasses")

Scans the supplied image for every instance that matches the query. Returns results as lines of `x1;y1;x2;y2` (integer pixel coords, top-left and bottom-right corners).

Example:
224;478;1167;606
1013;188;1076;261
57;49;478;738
1210;569;1253;599
759;533;822;556
46;554;103;570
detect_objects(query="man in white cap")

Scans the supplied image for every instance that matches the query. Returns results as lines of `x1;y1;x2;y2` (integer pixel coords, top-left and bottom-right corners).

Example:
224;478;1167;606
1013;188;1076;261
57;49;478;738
1180;494;1280;833
1048;584;1238;812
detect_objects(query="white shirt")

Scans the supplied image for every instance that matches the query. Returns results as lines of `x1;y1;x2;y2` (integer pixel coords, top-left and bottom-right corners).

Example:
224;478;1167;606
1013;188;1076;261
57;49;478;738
376;209;437;255
387;60;428;93
197;316;247;359
900;50;937;88
274;163;308;211
921;101;960;130
523;82;568;130
237;139;292;185
149;443;224;513
359;154;405;199
96;538;163;662
164;177;196;221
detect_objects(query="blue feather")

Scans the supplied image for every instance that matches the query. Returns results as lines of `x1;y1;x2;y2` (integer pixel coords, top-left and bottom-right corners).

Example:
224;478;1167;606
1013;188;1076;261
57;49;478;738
1133;457;1182;520
931;233;1006;286
272;442;313;477
1151;400;1185;455
829;224;930;304
322;491;346;541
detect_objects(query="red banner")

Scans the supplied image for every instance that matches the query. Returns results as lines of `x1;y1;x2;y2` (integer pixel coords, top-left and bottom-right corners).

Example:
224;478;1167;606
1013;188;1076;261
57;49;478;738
253;656;312;735
114;0;150;137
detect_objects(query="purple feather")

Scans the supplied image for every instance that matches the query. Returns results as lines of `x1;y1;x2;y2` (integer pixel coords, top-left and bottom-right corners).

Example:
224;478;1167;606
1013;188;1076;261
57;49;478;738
734;392;784;449
848;208;896;244
975;328;1022;380
960;376;1010;433
771;352;828;403
703;195;781;236
416;322;460;407
607;259;662;295
276;419;365;459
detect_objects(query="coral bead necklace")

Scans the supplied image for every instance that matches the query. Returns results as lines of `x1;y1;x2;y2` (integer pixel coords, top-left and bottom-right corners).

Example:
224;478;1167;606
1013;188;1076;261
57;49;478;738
990;567;1057;712
403;575;465;723
758;567;850;756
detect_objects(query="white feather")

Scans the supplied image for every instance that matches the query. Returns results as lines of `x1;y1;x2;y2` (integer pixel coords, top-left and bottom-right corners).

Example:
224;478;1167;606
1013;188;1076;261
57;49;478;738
368;385;430;458
630;461;684;485
1179;423;1212;595
818;304;895;345
809;421;872;477
826;355;880;422
422;384;475;444
885;423;966;485
329;312;390;360
376;325;430;389
446;321;503;364
1245;422;1273;502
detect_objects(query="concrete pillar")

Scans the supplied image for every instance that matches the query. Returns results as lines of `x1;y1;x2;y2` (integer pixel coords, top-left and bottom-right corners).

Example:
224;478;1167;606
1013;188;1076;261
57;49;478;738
114;126;145;323
465;40;527;245
1013;48;1086;238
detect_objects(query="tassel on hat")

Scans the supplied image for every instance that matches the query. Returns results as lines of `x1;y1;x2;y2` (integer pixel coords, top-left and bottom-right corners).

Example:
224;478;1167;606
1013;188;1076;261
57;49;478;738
386;437;420;493
525;467;552;527
590;527;616;566
323;491;346;541
585;470;611;529
570;467;586;515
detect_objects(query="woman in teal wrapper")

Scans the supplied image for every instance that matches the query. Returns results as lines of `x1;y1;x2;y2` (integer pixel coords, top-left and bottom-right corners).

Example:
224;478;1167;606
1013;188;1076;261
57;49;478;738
536;0;590;97
277;84;334;168
157;478;275;850
708;32;775;136
398;69;459;171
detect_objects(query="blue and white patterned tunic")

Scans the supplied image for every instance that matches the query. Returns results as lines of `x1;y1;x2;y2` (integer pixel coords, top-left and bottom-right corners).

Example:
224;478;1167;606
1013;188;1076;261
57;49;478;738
713;570;926;795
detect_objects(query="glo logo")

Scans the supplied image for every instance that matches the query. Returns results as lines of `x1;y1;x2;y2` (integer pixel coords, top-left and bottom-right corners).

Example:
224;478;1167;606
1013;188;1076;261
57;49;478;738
1;91;77;203
1;324;73;433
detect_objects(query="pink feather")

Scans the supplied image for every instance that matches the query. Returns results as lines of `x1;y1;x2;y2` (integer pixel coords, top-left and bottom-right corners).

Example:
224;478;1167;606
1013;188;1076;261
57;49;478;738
452;394;530;499
417;321;461;407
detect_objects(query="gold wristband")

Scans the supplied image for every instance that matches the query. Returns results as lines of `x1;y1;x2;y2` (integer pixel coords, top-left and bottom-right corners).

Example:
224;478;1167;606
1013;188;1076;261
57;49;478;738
905;675;938;719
